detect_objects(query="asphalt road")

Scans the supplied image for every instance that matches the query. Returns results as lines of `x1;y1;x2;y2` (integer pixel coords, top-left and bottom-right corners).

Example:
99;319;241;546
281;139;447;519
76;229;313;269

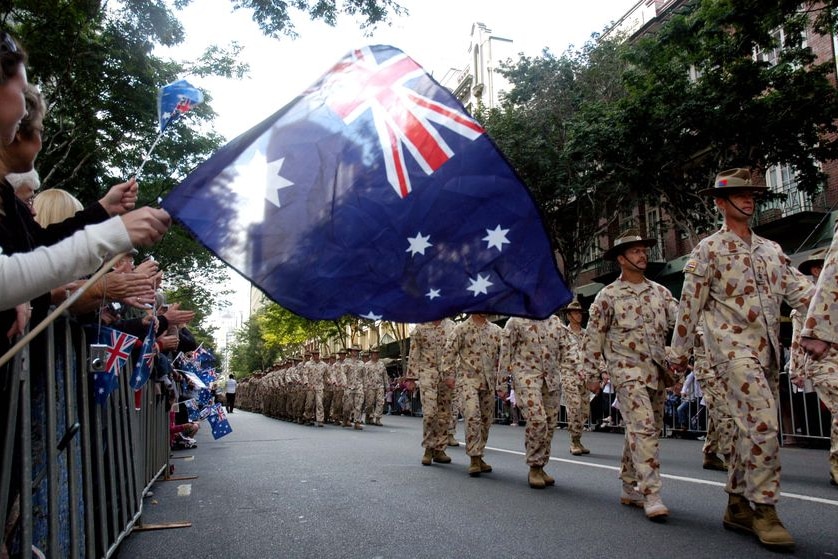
117;411;838;559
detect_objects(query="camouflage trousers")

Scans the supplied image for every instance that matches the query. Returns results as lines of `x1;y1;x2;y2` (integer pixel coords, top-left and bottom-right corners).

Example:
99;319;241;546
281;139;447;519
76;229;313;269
344;390;364;423
363;388;377;422
330;388;345;423
449;386;462;437
805;348;838;463
516;379;560;467
561;376;589;438
616;376;665;495
418;373;453;451
323;388;334;421
304;389;324;423
461;383;494;457
372;387;385;422
694;361;734;457
718;357;781;505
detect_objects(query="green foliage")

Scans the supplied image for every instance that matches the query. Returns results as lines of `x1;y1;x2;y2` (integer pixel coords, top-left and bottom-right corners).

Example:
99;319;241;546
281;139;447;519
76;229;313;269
229;309;281;376
214;0;407;38
483;0;838;281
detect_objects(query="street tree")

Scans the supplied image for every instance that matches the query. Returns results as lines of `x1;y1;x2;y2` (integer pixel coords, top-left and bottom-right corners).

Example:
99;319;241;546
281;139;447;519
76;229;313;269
570;0;838;242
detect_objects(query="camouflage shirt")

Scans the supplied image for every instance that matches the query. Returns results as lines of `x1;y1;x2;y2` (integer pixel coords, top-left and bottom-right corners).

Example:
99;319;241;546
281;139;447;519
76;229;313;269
670;225;812;369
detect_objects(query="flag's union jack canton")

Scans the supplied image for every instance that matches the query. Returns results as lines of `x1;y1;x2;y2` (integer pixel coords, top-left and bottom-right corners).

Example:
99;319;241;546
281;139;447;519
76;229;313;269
207;404;233;439
163;45;571;322
158;79;204;132
89;326;139;404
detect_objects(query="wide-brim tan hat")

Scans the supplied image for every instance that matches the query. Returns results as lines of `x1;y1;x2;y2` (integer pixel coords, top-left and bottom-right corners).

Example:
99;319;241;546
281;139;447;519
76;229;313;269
558;299;586;314
798;247;828;275
603;232;657;261
699;167;768;197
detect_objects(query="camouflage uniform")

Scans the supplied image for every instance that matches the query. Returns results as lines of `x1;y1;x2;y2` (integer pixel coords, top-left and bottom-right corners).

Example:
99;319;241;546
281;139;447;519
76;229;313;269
670;225;812;505
582;276;677;498
693;324;735;463
305;357;329;426
368;356;388;425
344;353;366;428
799;229;838;485
407;320;455;452
443;317;502;460
562;325;591;445
331;355;348;424
500;317;577;480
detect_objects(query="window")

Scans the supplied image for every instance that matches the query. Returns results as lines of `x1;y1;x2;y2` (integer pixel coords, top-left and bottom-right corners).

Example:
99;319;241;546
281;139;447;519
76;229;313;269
754;27;808;67
763;164;813;217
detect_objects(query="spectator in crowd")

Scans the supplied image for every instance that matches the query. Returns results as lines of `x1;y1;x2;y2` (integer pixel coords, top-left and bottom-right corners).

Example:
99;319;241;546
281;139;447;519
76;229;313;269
226;374;238;413
677;369;703;431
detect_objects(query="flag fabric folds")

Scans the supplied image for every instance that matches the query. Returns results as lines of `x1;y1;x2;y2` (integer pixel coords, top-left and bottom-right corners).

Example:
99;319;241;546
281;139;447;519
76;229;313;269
207;403;233;439
130;321;156;390
158;79;204;132
163;45;571;322
89;326;139;404
184;399;201;422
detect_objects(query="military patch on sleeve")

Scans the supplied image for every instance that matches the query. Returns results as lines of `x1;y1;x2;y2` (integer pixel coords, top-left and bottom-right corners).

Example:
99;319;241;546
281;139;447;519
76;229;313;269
683;258;706;276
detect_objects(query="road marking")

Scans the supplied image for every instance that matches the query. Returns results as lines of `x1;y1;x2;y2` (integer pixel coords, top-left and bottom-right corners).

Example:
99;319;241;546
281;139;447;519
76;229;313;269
482;444;838;507
177;484;192;497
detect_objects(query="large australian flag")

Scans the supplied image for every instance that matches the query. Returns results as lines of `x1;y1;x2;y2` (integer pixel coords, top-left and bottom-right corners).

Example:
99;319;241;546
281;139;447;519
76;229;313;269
163;45;571;322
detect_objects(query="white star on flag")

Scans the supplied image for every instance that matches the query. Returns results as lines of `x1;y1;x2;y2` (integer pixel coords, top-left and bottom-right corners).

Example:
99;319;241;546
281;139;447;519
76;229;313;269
467;274;493;296
229;139;294;214
406;232;432;256
361;311;383;320
425;288;441;300
483;225;511;252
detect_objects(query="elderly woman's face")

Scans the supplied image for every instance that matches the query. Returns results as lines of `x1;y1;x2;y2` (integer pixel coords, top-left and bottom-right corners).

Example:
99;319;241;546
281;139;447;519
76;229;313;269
0;63;27;145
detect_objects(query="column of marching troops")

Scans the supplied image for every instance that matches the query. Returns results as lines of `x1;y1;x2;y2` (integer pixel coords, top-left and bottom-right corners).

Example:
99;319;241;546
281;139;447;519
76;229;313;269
236;169;838;553
237;347;390;430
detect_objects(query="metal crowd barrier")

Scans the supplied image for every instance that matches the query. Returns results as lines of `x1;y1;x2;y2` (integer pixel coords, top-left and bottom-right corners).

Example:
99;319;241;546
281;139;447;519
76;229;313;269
1;316;170;558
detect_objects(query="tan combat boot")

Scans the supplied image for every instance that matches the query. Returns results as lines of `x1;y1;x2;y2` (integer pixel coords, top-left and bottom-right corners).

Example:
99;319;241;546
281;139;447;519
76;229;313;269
528;466;546;489
478;456;492;473
432;450;452;464
539;467;555;486
643;493;669;521
829;456;837;486
353;422;363;430
421;449;433;466
447;435;460;447
569;436;584;456
752;504;795;550
342;419;350;428
468;456;482;477
722;493;754;534
620;483;644;508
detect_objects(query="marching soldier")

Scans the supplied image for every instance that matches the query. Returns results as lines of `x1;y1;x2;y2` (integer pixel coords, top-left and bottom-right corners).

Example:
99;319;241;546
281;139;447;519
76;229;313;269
443;314;502;477
669;168;812;551
368;349;388;426
499;316;577;488
581;229;677;521
558;299;593;456
798;234;838;488
405;318;456;465
344;346;366;430
331;349;348;426
305;349;329;427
